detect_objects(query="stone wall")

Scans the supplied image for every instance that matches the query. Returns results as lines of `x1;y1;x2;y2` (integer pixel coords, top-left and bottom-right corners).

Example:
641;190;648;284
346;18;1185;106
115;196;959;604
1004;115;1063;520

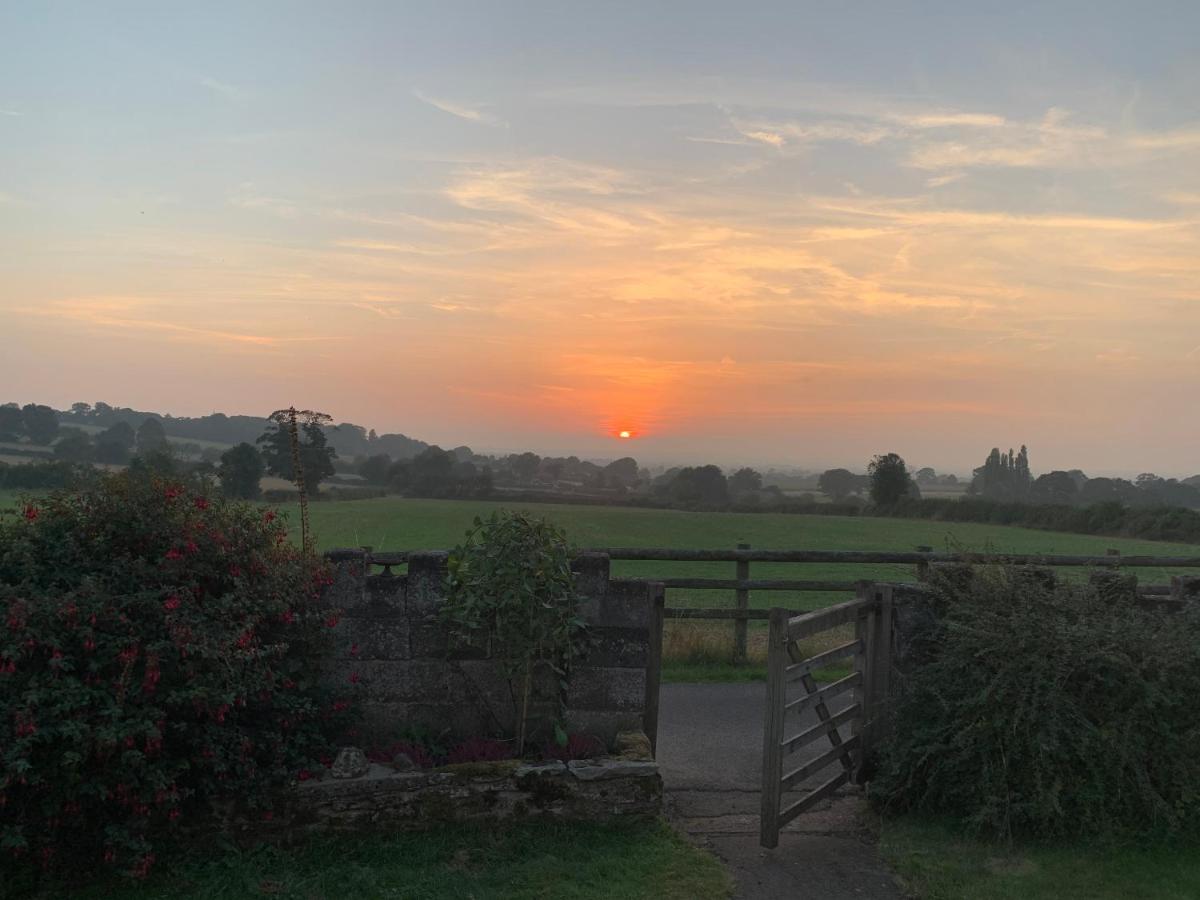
212;758;661;842
321;550;659;747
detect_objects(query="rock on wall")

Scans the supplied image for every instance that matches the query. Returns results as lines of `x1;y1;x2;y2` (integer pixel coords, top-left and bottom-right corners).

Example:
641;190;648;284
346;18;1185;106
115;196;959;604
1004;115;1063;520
321;550;657;746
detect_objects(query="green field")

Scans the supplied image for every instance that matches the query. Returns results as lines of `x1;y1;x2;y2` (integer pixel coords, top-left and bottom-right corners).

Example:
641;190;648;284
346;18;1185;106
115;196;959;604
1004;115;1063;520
7;489;1195;613
281;496;1198;608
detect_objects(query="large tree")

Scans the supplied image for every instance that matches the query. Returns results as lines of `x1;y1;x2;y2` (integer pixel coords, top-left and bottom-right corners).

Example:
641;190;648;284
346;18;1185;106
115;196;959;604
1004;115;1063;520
818;468;861;501
94;421;135;464
21;404;59;445
1031;471;1078;505
357;453;392;485
53;430;94;463
135;417;169;455
257;410;337;491
603;456;640;489
970;444;1033;501
219;442;265;499
665;465;729;508
868;453;914;506
728;467;763;494
0;405;24;440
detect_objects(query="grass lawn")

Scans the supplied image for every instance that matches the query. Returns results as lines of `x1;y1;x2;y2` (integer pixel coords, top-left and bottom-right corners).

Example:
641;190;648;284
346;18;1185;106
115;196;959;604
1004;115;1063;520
56;821;730;900
285;496;1198;597
880;818;1200;900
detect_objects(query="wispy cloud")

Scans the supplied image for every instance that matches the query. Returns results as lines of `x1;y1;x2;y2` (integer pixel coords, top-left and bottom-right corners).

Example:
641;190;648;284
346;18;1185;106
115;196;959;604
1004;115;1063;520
413;89;502;125
0;108;21;117
200;77;250;103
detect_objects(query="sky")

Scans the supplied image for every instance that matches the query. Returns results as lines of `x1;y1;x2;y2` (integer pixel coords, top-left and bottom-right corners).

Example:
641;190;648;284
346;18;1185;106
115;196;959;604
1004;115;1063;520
2;1;1199;475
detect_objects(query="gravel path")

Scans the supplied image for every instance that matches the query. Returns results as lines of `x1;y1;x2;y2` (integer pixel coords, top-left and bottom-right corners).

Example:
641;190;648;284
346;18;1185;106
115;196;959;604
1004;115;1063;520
656;683;904;900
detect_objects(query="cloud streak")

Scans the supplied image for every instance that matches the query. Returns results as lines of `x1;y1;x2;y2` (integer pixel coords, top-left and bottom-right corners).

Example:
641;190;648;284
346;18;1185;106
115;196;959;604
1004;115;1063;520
413;89;503;125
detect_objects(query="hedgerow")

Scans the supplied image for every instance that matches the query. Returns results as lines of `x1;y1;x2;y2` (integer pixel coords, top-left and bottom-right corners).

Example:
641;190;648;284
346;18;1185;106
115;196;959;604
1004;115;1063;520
0;473;352;883
872;566;1200;840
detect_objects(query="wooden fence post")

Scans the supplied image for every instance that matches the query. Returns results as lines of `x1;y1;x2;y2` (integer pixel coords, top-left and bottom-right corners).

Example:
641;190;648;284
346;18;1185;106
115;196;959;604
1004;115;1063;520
760;607;787;849
735;542;751;664
852;582;873;782
865;585;894;759
644;583;665;756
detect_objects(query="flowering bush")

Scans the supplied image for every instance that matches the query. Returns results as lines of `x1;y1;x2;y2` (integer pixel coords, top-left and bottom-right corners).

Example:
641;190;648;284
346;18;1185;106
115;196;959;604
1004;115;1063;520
0;473;352;881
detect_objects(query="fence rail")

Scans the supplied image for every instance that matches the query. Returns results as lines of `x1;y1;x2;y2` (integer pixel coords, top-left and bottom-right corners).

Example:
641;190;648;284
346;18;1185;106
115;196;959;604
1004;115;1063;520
352;545;1200;662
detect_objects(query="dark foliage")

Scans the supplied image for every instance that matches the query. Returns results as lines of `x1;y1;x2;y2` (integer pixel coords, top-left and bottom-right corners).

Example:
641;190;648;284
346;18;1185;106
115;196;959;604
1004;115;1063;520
19;406;58;446
0;474;352;881
218;442;264;500
257;414;337;490
868;452;915;506
873;566;1200;840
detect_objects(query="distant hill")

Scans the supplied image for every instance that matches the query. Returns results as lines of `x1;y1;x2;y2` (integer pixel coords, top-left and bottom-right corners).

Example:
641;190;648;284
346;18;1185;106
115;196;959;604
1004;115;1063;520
54;402;436;461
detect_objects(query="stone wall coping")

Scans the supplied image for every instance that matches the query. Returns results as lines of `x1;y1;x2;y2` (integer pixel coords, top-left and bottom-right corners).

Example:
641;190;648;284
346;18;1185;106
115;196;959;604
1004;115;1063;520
294;756;658;796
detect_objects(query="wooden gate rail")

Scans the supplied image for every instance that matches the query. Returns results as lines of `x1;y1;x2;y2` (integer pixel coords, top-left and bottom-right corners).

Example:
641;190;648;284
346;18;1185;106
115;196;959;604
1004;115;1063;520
760;584;894;849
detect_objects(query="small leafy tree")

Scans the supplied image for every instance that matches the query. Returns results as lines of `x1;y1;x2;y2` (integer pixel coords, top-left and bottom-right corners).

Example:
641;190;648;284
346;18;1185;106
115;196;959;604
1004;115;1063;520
442;512;589;755
219;442;265;500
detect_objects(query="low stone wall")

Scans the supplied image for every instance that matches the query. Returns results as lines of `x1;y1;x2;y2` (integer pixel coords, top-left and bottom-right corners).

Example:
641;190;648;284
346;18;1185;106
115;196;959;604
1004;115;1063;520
289;758;661;833
321;550;660;746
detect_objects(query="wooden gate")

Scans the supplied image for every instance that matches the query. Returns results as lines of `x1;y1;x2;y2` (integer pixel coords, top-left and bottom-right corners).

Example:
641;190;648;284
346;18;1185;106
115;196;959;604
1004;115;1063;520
759;583;893;848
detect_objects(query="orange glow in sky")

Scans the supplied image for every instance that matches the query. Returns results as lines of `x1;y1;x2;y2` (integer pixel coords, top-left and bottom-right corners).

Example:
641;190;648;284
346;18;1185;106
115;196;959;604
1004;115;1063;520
3;5;1199;474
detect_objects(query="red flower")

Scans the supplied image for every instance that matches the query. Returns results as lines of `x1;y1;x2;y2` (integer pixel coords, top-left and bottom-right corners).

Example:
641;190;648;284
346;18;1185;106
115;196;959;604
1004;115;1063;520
185;540;199;554
163;596;181;611
263;510;276;523
280;610;295;625
194;497;209;510
168;809;181;822
325;614;340;629
21;504;38;521
349;671;361;685
296;769;313;782
164;485;183;500
350;643;360;657
164;548;183;561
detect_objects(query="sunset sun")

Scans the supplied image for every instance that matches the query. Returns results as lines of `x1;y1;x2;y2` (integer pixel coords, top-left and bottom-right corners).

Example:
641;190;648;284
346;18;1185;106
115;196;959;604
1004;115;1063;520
618;430;633;439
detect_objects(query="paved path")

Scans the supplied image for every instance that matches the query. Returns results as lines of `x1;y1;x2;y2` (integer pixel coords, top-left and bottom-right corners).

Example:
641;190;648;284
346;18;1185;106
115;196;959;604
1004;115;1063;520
657;683;904;900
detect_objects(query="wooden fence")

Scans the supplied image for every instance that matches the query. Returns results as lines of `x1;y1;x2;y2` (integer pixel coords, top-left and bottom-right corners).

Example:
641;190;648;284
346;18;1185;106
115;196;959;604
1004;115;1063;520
600;545;1200;664
362;545;1200;665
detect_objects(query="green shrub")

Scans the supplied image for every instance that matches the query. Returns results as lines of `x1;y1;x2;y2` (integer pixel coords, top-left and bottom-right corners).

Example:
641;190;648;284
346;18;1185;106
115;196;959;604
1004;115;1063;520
872;566;1200;840
0;473;351;882
442;511;589;754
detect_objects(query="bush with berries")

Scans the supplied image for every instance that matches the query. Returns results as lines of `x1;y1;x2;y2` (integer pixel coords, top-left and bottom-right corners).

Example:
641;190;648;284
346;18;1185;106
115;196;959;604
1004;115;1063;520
0;473;352;883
